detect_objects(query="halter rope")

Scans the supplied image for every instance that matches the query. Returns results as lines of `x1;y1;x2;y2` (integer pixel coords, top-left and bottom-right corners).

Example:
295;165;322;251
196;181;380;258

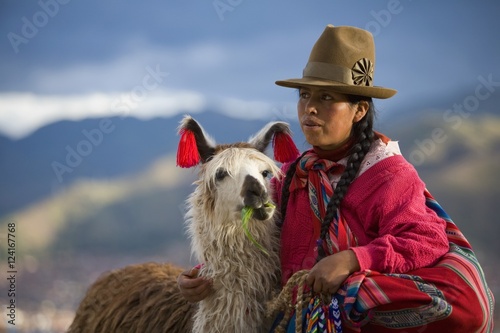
267;270;343;333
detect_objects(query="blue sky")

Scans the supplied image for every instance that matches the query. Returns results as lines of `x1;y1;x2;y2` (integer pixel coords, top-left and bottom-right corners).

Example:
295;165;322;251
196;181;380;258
1;0;499;138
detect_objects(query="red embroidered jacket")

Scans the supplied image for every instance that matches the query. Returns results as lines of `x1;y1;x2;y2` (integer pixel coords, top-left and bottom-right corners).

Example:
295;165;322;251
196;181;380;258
273;154;449;285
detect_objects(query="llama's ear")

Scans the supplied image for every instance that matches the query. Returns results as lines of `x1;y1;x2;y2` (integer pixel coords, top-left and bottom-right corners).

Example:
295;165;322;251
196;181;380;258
248;122;300;163
177;116;216;168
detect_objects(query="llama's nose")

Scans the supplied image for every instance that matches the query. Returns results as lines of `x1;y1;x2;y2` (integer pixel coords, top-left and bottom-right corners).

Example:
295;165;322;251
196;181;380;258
240;175;267;208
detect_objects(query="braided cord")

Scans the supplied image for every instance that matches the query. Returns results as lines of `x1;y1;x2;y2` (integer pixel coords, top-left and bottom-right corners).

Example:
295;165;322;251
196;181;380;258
268;270;309;333
279;150;308;227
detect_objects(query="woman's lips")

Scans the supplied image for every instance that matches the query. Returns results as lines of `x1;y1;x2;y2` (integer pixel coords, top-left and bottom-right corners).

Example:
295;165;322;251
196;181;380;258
302;117;322;128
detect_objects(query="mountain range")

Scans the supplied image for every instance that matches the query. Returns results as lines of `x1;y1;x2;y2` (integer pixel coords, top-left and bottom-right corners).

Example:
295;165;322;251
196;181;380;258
0;111;309;217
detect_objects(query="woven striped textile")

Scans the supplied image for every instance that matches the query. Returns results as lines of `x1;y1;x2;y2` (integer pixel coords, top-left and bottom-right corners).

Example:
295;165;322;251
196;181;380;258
289;150;355;255
333;190;495;332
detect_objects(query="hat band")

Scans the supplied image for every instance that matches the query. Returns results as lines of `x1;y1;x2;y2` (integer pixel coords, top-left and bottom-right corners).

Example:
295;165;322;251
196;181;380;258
303;61;355;85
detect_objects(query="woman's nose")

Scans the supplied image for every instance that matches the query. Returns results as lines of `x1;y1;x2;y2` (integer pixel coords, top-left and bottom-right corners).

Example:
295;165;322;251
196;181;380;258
306;100;318;114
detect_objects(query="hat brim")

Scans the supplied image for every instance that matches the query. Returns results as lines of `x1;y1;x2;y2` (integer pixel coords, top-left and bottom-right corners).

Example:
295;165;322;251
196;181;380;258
275;77;397;99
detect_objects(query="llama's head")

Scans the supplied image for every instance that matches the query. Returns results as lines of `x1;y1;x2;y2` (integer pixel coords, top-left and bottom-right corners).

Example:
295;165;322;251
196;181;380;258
177;115;299;225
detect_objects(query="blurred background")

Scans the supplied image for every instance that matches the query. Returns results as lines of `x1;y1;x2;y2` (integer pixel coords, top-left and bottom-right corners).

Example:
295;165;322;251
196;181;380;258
0;0;499;331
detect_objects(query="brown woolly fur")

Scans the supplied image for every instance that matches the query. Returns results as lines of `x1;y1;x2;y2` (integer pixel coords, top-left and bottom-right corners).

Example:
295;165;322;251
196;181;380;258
67;262;194;333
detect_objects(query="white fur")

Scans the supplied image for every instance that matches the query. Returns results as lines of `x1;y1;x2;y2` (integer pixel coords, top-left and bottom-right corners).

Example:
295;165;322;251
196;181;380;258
185;147;281;333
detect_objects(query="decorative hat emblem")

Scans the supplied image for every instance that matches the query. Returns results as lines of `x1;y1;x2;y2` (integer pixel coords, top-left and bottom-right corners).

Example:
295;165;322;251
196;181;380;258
352;58;374;86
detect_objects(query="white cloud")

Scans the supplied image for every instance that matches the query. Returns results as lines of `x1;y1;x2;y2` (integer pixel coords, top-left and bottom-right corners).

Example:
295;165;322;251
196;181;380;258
0;89;207;139
0;90;292;139
212;96;296;122
214;97;271;119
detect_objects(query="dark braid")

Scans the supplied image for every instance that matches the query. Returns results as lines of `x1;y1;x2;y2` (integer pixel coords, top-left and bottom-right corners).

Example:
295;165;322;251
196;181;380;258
316;97;375;261
278;150;308;228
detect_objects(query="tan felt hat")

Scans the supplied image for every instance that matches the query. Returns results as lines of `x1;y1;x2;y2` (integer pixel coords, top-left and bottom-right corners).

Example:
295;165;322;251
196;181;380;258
276;24;397;99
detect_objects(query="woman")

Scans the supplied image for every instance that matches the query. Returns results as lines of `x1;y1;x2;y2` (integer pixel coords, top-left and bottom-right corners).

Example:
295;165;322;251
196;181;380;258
178;24;494;332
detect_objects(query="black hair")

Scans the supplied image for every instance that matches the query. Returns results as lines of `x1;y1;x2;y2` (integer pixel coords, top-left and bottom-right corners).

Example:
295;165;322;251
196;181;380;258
279;95;376;262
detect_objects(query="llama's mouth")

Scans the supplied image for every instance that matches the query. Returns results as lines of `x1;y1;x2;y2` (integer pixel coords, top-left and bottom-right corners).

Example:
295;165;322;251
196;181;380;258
252;205;275;221
241;203;275;256
239;202;276;221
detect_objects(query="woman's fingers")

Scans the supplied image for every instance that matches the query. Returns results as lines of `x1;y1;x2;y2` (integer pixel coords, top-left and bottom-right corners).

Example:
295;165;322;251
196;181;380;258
306;274;336;294
305;252;355;294
177;267;213;303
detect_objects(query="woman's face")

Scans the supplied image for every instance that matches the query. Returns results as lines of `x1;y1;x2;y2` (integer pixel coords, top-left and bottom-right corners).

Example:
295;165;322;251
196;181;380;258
297;86;367;150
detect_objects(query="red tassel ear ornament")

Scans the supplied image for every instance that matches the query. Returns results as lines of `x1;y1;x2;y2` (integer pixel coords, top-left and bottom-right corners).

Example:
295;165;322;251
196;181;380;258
176;129;200;168
273;132;300;163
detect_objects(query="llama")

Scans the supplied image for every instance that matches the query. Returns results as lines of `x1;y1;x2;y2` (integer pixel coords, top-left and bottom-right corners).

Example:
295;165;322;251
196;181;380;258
67;115;299;333
177;115;298;333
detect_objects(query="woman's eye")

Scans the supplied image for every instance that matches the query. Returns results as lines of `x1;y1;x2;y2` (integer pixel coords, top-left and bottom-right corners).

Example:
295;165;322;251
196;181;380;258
299;91;310;99
215;169;228;182
261;170;271;179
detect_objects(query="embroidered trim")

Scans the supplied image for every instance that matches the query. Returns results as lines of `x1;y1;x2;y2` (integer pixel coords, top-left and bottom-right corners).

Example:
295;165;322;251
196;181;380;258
331;139;401;186
371;274;452;328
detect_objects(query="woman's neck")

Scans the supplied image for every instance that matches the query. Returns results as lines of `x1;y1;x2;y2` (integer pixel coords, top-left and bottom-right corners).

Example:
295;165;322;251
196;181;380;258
313;136;356;161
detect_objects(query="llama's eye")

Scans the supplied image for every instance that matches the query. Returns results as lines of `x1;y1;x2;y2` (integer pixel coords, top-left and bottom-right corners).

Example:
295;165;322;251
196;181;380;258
215;169;228;182
261;170;272;179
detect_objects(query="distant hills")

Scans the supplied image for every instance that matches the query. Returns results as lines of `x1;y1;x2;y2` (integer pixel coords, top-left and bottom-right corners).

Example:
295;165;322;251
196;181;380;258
0;111;308;217
5;154;196;260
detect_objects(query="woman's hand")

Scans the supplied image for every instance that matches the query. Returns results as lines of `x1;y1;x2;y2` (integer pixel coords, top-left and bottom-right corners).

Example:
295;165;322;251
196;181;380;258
306;250;360;294
177;266;213;303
